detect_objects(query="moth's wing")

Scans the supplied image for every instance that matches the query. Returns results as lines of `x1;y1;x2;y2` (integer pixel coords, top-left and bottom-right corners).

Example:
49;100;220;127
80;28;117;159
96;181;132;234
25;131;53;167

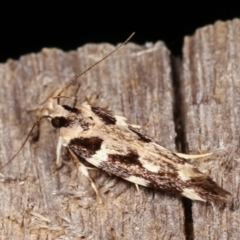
68;124;230;202
91;107;117;125
66;105;230;202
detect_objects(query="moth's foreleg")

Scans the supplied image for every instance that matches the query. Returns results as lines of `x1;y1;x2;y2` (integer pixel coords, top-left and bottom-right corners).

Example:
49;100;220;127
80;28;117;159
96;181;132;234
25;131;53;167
51;137;65;173
67;148;102;204
56;136;64;168
135;184;140;192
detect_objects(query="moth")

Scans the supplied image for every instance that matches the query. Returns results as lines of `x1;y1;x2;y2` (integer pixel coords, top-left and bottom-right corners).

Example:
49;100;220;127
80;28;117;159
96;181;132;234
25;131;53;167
5;33;230;203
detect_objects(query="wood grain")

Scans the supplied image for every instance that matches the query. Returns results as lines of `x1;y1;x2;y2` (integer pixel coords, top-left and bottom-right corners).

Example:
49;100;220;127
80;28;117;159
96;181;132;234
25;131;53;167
181;19;240;240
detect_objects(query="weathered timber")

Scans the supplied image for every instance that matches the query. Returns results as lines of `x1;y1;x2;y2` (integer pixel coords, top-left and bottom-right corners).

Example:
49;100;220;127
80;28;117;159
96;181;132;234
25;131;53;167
180;19;240;240
0;41;184;239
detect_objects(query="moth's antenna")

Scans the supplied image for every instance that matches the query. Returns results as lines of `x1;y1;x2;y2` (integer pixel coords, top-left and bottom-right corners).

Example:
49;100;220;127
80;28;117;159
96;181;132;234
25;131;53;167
56;32;135;100
0;116;50;170
2;33;135;169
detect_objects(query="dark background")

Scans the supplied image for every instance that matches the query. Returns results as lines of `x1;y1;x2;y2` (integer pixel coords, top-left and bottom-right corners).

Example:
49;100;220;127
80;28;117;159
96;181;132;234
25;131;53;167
0;2;239;62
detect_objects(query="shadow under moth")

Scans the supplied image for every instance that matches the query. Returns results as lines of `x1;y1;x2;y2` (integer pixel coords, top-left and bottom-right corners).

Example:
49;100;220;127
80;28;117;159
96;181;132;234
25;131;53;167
5;33;231;203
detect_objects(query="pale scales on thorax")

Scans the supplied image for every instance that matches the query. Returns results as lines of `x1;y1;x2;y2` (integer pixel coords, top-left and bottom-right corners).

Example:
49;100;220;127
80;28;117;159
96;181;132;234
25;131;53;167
44;97;231;203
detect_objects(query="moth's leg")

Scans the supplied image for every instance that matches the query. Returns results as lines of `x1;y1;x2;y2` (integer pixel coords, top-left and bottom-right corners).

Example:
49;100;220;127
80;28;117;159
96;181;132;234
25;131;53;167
135;184;140;192
56;136;64;168
68;147;102;204
52;137;65;173
175;152;213;160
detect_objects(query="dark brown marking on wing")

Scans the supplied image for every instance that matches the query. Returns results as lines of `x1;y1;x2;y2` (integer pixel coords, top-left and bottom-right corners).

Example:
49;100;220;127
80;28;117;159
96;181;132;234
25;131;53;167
109;151;142;166
157;161;179;176
99;150;142;178
128;126;152;143
62;104;81;114
69;137;103;158
99;150;183;193
151;145;186;165
91;106;116;125
146;176;183;194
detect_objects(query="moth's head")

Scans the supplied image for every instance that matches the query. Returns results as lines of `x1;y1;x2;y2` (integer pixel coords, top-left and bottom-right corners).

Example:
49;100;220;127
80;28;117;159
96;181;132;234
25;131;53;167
42;98;70;128
43;98;95;130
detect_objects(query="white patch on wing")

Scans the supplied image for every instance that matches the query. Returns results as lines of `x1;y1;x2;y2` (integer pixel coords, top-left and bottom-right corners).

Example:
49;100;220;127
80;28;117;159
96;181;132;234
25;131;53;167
142;162;160;173
86;143;122;167
86;144;109;167
178;163;204;181
115;115;128;126
81;102;91;109
126;176;149;186
182;188;205;201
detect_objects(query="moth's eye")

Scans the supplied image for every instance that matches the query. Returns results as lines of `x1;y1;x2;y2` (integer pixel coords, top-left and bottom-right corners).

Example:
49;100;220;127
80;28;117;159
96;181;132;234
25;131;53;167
51;117;68;128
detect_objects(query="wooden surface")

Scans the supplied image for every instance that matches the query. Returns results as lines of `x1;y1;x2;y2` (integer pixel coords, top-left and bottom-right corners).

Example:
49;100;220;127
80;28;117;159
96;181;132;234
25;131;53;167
0;19;239;239
181;19;240;239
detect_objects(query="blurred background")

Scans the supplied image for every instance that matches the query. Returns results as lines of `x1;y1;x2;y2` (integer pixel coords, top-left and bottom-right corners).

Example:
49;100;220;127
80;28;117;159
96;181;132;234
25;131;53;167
0;2;239;62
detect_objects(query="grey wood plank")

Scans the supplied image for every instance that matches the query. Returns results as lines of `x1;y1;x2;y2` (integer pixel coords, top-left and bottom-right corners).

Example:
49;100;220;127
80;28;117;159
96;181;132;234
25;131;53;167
181;19;240;239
